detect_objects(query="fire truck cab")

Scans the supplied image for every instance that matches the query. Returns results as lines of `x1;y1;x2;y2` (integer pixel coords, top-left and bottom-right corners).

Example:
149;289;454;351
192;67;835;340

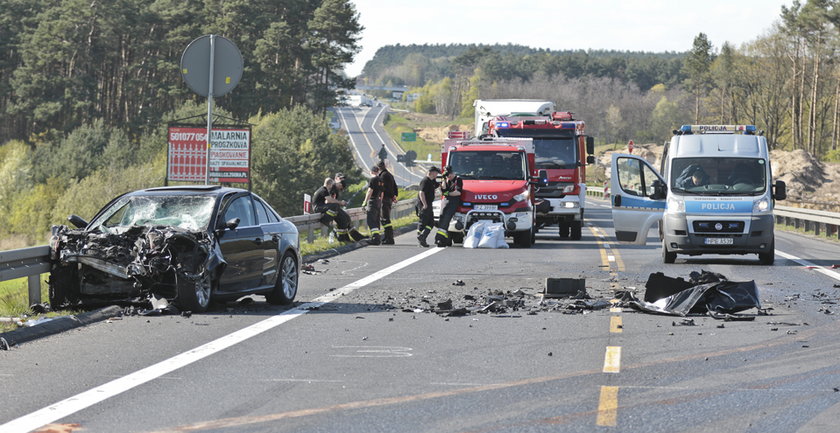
435;137;538;247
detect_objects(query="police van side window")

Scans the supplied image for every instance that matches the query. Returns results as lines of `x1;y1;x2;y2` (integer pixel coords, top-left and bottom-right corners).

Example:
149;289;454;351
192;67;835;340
642;164;659;199
617;157;644;197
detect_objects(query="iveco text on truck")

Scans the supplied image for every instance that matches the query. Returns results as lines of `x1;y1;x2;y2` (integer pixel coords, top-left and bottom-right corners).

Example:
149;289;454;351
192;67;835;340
488;111;595;239
609;125;786;264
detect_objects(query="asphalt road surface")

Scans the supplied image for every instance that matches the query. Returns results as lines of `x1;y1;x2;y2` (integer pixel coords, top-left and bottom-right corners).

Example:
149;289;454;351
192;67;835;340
336;105;426;187
2;198;840;432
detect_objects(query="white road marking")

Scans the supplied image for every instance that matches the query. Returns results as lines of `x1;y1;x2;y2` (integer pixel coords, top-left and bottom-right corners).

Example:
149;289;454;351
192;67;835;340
0;248;443;433
776;249;840;281
607;255;615;262
337;108;368;170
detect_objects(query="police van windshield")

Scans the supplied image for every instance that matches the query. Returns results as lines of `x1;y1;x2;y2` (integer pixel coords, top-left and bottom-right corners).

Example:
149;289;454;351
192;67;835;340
449;151;527;180
670;158;767;196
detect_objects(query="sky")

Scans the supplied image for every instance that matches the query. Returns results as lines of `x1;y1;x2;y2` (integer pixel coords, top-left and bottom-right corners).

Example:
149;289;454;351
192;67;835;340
346;0;793;77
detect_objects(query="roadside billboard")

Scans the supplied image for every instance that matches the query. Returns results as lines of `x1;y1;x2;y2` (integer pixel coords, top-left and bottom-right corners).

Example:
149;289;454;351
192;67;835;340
167;125;251;184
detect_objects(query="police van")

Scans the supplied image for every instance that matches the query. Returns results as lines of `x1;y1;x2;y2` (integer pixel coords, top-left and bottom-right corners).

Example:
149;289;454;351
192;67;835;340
609;125;786;264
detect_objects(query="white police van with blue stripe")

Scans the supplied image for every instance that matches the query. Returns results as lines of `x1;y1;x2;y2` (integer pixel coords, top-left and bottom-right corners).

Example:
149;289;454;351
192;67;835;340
610;125;786;265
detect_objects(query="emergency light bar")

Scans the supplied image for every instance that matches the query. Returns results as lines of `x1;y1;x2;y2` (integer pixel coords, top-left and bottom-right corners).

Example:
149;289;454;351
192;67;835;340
678;125;757;134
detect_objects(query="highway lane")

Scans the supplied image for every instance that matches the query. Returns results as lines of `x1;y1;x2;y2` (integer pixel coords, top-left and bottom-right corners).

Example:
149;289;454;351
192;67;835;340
336;105;426;187
3;199;840;432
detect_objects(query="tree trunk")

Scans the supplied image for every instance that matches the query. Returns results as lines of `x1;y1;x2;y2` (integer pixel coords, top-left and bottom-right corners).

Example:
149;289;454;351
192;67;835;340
809;50;820;156
832;80;839;151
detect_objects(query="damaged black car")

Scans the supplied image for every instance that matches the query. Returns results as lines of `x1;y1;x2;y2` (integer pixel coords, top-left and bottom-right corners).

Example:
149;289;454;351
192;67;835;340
48;186;300;313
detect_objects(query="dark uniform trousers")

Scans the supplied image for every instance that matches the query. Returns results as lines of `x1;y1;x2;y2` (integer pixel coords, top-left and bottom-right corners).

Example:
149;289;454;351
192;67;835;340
380;198;394;243
435;197;460;247
416;202;435;243
366;198;382;244
313;203;351;240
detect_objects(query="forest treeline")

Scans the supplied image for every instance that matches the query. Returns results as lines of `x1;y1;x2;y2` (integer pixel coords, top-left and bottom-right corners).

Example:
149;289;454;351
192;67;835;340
365;1;840;160
0;0;363;247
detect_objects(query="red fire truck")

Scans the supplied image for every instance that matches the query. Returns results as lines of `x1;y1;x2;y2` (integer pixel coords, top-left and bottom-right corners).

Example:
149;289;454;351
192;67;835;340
488;112;595;240
435;137;538;247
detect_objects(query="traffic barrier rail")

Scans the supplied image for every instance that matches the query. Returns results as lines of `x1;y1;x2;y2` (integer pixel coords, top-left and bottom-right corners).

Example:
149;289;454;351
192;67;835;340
0;200;418;306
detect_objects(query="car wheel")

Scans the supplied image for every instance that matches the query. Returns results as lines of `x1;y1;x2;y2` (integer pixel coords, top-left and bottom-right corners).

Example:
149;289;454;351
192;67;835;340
662;240;676;264
267;252;298;305
758;241;775;265
451;232;464;244
176;271;213;313
49;263;80;309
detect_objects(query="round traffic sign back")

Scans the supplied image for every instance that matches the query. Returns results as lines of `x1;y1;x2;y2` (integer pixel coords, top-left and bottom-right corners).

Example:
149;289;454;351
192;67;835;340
180;35;243;97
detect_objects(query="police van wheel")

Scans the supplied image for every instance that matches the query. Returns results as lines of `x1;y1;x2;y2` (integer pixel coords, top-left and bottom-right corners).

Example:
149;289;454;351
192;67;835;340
758;242;775;265
662;240;676;264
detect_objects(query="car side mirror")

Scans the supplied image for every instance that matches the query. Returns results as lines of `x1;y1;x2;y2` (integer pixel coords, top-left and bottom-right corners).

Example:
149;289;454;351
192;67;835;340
586;136;595;154
650;180;667;200
225;218;241;230
773;180;786;200
586;155;596;164
67;214;88;229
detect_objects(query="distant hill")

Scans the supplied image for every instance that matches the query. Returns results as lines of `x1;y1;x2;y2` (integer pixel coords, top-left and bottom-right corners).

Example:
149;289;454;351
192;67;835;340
359;43;686;91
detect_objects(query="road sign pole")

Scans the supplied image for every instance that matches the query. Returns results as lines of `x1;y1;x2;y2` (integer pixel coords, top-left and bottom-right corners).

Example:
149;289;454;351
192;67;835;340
205;34;216;185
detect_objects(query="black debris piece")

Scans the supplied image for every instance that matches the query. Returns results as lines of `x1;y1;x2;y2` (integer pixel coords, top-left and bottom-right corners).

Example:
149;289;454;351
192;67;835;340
618;270;761;319
545;278;585;298
452;280;465;286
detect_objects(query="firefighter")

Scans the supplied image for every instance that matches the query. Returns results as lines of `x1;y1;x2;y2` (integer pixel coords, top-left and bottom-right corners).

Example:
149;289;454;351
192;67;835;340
435;165;463;247
416;166;441;247
378;160;398;244
362;165;384;245
329;172;368;242
312;177;352;242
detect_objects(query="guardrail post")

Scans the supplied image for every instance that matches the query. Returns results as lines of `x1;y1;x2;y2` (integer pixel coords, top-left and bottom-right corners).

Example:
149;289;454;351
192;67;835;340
28;274;41;305
321;224;330;239
815;222;821;236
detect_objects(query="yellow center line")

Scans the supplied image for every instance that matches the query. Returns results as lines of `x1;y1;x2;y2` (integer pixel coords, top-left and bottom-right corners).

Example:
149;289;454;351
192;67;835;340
610;316;623;333
603;346;621;373
596;386;619;426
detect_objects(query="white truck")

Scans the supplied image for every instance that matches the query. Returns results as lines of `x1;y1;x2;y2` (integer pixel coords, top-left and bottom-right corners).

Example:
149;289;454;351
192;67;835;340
610;125;786;264
473;99;555;138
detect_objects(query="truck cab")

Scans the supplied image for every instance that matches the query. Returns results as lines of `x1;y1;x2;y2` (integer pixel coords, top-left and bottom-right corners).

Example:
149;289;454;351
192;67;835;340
437;138;537;247
489;112;595;240
610;125;786;264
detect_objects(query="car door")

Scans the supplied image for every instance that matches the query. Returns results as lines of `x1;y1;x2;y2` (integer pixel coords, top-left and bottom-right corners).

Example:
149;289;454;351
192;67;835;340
252;194;280;288
217;194;263;292
610;153;666;245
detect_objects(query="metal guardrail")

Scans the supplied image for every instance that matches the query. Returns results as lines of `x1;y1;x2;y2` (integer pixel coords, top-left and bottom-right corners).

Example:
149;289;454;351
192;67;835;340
0;200;418;307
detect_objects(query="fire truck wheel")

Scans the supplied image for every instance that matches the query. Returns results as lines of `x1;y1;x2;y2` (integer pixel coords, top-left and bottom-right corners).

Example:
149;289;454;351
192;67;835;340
558;223;570;238
570;222;582;240
451;232;464;244
513;230;533;248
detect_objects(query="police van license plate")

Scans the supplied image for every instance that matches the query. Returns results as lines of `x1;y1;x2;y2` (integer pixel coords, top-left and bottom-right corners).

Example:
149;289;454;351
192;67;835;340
474;204;497;210
704;237;734;245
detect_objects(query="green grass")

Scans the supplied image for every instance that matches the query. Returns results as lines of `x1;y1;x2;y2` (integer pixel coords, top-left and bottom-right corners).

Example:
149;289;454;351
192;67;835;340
383;112;441;163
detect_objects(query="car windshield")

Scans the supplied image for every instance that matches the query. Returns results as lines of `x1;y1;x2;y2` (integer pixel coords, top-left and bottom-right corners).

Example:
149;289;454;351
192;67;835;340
670;157;767;196
448;151;526;180
89;195;216;233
